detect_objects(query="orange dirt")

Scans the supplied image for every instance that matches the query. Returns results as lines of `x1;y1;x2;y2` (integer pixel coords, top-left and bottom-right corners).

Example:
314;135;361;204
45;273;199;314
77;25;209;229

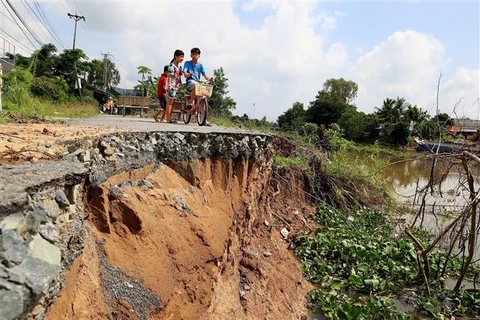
47;157;316;320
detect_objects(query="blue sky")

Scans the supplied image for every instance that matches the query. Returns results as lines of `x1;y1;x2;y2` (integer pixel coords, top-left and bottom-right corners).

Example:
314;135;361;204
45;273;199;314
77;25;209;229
1;1;479;120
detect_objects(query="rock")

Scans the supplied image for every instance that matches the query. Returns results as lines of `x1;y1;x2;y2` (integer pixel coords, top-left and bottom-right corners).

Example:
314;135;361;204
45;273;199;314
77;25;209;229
109;185;124;198
117;152;125;158
151;138;157;145
55;190;70;209
43;200;60;219
280;228;290;239
0;266;8;279
72;148;85;156
0;277;15;290
124;145;137;152
137;179;153;189
31;304;46;317
0;214;25;232
28;235;61;266
1;230;27;265
103;147;115;156
5;269;25;284
263;251;272;257
66;184;80;204
243;284;251;291
105;155;117;162
174;133;185;141
91;148;100;155
10;256;61;295
99;141;109;149
79;149;91;162
0;288;25;320
62;154;80;163
25;207;48;234
39;223;59;243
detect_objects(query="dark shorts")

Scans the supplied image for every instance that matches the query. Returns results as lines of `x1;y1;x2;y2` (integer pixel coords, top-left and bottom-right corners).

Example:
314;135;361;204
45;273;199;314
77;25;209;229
158;96;167;110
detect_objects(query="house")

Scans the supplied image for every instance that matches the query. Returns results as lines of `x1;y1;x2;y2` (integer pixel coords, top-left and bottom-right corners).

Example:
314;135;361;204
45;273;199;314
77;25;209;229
448;119;480;140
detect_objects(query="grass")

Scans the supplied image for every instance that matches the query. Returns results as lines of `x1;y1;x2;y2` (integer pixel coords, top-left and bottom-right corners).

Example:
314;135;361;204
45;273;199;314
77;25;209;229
273;155;310;170
1;97;99;121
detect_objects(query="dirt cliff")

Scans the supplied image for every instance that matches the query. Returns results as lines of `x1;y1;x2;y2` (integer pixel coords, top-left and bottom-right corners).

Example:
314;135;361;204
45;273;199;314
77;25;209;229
46;155;316;319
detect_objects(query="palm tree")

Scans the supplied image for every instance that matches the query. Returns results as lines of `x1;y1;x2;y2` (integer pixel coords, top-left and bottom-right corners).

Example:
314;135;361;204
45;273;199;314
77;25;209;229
376;97;409;124
137;65;152;96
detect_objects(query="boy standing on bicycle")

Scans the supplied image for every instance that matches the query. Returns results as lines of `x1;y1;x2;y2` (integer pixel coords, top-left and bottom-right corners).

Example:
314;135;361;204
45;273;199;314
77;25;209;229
183;47;214;109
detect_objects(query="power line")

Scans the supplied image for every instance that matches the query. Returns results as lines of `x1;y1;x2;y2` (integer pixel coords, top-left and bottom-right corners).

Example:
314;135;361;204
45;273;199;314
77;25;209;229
33;0;65;49
1;0;38;49
0;30;34;54
22;0;66;50
4;0;44;47
20;0;50;42
61;0;142;87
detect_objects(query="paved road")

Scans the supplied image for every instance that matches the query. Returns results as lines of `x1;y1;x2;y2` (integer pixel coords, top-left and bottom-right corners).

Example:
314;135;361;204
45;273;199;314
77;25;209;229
68;115;263;135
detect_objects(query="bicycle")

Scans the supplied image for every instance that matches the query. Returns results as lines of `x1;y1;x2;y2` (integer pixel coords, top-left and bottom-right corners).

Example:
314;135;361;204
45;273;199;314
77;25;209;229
181;81;214;126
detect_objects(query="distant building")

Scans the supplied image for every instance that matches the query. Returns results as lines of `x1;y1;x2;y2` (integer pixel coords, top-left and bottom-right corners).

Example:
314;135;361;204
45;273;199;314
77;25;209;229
0;58;15;74
448;119;480;139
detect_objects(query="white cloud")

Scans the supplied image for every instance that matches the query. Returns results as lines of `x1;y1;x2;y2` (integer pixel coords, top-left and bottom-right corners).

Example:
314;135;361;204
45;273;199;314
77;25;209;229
351;30;451;114
439;67;480;119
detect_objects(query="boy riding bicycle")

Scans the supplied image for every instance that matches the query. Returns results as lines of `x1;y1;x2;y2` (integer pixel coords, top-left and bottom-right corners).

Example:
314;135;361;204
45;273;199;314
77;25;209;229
183;47;214;109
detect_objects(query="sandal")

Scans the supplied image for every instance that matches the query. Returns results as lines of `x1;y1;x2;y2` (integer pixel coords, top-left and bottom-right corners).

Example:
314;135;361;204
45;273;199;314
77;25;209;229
169;119;177;124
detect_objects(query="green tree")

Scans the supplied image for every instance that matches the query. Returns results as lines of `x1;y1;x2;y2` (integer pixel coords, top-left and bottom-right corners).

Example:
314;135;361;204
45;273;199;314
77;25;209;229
277;102;306;131
209;67;236;117
375;97;410;124
321;78;358;104
338;107;376;142
53;49;89;93
87;58;121;90
305;78;358;127
405;105;429;124
33;44;58;77
433;112;454;126
137;65;152;96
5;52;30;69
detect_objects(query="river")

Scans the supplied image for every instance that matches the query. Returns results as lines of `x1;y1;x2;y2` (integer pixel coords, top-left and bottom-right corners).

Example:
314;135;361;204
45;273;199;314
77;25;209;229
376;151;480;259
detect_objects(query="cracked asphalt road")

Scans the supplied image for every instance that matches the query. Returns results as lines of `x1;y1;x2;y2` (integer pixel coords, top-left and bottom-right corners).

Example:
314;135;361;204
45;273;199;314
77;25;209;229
68;115;259;135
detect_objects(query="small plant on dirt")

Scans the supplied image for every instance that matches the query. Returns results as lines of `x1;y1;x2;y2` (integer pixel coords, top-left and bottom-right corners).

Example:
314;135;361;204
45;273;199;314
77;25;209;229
294;205;480;319
273;155;309;170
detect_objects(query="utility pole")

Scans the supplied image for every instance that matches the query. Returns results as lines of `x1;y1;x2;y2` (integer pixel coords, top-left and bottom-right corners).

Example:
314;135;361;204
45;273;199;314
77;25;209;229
67;13;85;50
68;13;85;97
101;52;114;91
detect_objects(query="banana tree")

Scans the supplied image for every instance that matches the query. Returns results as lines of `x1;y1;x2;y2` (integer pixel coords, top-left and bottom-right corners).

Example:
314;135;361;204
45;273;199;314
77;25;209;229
137;65;152;96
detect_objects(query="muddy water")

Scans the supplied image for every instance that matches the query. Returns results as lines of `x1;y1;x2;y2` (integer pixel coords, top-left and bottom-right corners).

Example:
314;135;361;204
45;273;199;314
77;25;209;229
375;151;480;259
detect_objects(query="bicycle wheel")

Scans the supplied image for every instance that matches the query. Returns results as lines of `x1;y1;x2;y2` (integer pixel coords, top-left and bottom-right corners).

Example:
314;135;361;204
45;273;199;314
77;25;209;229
196;98;208;126
183;110;192;124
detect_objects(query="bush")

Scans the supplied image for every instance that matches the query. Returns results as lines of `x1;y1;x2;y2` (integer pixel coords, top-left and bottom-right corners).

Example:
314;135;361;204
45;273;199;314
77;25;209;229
1;67;33;92
31;76;70;103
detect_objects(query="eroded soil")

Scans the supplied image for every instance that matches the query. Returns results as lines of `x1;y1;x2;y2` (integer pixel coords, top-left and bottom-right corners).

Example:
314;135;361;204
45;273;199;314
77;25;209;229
46;158;316;320
0;123;128;164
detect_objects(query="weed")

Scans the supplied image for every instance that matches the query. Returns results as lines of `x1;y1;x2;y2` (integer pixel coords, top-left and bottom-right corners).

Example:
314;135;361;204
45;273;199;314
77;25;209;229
294;206;480;319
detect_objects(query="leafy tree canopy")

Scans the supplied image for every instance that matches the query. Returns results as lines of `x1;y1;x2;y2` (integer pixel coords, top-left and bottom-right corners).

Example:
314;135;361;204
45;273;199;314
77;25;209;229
209;67;236;117
277;101;306;131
